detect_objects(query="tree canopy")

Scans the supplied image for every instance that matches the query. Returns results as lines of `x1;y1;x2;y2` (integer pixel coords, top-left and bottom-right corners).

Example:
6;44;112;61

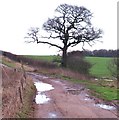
26;4;103;67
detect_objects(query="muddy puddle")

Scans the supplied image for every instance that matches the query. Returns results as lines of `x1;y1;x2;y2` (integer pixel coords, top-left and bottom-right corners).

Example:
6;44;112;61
95;104;116;110
34;81;54;104
35;93;50;104
80;93;116;111
48;112;58;118
83;94;116;111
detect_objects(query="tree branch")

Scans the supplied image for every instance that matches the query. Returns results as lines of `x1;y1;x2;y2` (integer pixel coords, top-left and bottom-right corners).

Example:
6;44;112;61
36;40;63;50
25;27;63;50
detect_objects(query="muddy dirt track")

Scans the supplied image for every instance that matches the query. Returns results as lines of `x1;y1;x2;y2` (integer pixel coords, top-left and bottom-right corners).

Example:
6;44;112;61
28;73;118;118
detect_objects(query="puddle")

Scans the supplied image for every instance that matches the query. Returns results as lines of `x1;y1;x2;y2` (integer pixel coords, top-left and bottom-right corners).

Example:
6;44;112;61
84;98;91;101
83;94;92;101
95;104;116;110
85;94;89;97
53;80;62;84
34;81;54;104
35;92;50;104
34;81;54;92
95;78;98;81
48;112;57;118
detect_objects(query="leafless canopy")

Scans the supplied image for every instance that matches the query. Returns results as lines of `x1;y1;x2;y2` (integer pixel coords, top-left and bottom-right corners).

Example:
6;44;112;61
26;4;102;50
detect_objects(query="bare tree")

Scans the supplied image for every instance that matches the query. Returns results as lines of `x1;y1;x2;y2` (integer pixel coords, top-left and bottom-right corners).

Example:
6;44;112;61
25;4;103;67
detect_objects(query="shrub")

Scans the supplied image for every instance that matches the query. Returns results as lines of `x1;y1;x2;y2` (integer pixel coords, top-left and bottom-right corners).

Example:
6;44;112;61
52;56;61;65
67;55;92;75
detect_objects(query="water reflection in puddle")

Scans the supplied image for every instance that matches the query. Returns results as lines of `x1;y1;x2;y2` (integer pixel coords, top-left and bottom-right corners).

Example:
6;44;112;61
95;104;116;110
35;92;50;104
34;81;54;92
34;81;54;104
82;94;116;111
48;112;57;118
84;98;91;101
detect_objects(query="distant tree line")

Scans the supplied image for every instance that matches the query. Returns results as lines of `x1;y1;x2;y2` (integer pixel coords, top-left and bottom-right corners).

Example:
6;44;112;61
65;49;118;58
83;49;119;57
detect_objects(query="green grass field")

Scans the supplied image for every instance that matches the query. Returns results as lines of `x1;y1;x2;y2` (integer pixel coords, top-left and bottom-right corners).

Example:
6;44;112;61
85;57;112;78
24;55;59;62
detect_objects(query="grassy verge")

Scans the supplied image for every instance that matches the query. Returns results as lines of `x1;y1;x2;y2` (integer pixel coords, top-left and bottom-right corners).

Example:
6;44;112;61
51;74;118;101
16;78;36;118
87;84;118;101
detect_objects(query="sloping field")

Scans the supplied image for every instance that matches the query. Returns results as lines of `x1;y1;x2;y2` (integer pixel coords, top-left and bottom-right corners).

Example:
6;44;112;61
85;57;113;78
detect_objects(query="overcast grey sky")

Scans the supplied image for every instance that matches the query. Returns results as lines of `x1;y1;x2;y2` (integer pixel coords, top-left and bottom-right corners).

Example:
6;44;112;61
0;0;117;55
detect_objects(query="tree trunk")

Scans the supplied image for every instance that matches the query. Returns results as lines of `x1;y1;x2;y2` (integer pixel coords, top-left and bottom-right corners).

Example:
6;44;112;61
61;46;67;67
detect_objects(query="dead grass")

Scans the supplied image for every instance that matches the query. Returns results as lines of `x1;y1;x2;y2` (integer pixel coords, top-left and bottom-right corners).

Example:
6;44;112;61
2;63;35;118
2;66;21;87
2;65;23;118
34;66;90;81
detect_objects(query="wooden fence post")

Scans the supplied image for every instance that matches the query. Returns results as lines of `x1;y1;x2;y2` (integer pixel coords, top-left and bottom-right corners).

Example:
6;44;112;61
21;61;26;80
20;78;24;90
18;87;23;104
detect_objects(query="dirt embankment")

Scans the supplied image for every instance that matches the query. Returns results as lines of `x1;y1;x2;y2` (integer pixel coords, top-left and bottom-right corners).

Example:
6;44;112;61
29;73;118;118
2;64;35;118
